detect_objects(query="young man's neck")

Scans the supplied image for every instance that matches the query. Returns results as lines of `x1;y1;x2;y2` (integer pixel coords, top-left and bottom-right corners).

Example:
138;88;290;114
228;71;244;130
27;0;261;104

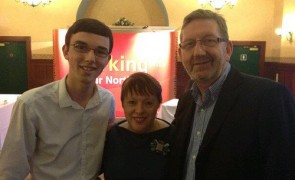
66;77;96;108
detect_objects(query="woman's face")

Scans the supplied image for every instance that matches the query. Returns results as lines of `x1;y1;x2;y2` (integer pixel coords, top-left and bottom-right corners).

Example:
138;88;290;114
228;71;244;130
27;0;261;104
122;92;160;134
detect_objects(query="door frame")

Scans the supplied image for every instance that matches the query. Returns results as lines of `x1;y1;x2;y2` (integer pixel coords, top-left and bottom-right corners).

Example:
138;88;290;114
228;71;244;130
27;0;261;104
232;41;266;76
0;36;32;90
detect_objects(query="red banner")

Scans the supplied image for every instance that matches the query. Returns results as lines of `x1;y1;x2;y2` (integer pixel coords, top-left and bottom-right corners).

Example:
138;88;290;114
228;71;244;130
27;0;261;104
53;29;176;117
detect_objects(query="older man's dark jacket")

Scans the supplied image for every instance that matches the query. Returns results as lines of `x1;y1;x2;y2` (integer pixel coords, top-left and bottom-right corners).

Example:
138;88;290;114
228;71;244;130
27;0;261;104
168;66;295;180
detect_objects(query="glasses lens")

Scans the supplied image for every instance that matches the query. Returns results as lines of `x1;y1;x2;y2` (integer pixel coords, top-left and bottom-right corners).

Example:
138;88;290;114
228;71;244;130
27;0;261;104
180;37;227;49
94;48;109;58
73;44;88;53
180;40;196;49
202;38;218;47
72;43;109;58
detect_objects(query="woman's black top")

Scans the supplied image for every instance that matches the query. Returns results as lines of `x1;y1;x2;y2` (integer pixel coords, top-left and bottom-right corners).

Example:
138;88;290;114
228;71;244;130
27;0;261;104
102;119;175;180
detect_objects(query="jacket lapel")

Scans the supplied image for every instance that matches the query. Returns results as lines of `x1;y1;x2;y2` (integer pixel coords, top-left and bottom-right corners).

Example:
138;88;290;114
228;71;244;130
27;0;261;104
198;67;243;153
174;91;196;148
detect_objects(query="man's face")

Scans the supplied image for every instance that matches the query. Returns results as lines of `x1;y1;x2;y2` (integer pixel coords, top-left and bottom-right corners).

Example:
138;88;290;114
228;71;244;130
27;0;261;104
62;32;111;85
179;19;232;88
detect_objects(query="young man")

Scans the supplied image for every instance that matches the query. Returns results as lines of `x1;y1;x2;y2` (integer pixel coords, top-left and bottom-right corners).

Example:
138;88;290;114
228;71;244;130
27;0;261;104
169;9;295;179
0;18;115;179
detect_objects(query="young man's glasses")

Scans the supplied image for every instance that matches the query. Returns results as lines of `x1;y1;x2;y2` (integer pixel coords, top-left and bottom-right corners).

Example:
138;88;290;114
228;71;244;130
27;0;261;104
179;37;228;50
70;43;109;58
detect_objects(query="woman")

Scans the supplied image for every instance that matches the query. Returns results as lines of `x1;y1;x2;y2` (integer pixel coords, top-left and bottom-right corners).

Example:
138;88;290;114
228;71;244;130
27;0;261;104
101;72;175;180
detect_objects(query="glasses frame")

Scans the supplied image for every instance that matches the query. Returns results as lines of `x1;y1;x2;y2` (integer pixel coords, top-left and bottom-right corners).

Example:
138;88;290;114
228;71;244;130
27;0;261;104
179;37;228;50
70;43;110;58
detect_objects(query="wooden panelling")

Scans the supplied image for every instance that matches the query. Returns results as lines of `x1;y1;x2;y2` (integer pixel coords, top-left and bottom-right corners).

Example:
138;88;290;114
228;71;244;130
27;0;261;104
175;61;191;98
264;62;295;97
29;59;54;89
28;59;295;98
176;61;295;98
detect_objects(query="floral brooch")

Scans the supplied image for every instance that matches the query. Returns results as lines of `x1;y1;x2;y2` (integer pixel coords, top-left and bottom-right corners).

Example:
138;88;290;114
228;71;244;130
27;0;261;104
150;139;170;156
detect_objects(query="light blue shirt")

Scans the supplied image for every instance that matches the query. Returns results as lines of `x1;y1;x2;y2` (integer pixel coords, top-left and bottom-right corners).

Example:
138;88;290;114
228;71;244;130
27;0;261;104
0;76;115;180
184;63;231;180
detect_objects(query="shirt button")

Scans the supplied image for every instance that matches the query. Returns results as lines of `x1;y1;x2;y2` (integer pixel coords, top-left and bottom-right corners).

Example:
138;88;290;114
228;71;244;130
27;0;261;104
192;155;196;160
197;131;201;136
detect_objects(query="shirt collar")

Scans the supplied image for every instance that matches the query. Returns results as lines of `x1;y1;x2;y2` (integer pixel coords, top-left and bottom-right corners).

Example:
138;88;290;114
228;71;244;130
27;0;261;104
58;76;100;109
191;63;231;105
59;76;73;108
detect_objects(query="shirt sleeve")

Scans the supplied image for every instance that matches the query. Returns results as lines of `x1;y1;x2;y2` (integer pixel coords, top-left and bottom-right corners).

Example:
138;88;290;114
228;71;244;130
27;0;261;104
0;98;37;179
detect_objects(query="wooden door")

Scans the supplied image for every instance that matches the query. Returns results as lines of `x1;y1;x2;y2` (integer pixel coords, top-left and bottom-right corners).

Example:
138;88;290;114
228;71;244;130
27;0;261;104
0;36;31;94
230;41;266;76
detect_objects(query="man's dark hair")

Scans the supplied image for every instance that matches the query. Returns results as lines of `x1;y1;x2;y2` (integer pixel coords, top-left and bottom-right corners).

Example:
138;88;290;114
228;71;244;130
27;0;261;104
180;9;229;42
65;18;113;53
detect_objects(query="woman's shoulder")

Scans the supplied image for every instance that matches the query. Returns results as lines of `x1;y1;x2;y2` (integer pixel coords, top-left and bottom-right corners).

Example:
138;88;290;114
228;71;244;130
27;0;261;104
156;118;175;130
107;120;127;136
153;119;175;140
156;118;170;128
155;119;176;143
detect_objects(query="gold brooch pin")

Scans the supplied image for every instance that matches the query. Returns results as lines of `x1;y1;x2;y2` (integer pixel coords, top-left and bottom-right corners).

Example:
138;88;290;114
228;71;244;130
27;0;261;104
150;139;170;156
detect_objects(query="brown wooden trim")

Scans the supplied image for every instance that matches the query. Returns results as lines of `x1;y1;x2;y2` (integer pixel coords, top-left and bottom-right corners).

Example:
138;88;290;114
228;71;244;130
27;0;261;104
29;59;54;89
264;62;295;97
265;62;295;67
